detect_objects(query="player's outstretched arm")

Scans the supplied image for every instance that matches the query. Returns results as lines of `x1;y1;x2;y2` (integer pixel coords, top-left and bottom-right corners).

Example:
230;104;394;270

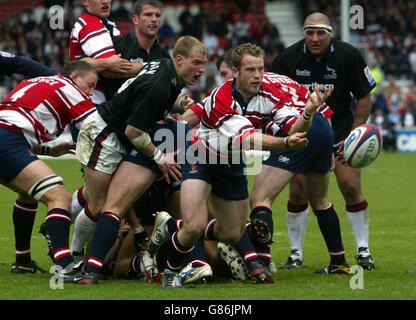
247;131;308;151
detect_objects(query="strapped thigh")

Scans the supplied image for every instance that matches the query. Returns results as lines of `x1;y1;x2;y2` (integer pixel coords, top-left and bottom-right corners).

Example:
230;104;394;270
28;174;64;201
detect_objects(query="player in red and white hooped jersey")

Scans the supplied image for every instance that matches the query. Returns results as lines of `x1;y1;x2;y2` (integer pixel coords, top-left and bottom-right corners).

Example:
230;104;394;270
69;0;131;104
159;43;331;287
0;70;96;148
0;61;98;276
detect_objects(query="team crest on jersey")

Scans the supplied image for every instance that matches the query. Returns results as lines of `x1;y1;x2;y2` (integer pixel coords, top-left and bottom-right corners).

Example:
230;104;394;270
189;164;199;173
324;66;337;79
296;69;311;77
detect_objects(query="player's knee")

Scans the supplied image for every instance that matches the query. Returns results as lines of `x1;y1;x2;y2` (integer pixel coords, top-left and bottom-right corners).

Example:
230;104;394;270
184;220;205;242
215;225;244;245
289;181;307;203
339;180;362;201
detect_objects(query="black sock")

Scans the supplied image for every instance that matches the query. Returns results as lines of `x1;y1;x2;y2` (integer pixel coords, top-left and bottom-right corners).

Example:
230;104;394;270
86;212;120;274
13;200;37;264
45;208;73;267
314;205;346;265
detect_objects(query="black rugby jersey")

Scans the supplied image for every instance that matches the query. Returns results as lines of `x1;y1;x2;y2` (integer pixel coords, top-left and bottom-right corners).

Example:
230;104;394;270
271;38;376;144
103;30;171;99
97;58;182;149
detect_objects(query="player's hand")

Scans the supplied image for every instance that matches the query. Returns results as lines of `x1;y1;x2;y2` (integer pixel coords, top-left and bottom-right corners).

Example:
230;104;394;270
107;54;133;72
306;85;333;113
335;141;348;165
166;113;185;123
51;142;76;157
158;151;182;184
287;132;308;150
180;95;194;110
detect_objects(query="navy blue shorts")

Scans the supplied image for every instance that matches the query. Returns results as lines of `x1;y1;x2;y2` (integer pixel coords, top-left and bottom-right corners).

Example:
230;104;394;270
262;113;333;174
182;161;249;201
0;127;39;182
134;178;181;226
124;121;193;174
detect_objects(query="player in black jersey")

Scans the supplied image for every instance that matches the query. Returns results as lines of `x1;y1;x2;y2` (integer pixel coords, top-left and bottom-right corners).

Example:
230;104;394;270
103;0;171;99
72;36;207;284
270;12;376;271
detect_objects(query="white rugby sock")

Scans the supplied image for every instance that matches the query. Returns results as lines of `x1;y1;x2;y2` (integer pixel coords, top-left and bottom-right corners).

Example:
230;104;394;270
347;206;369;253
70;208;97;254
286;207;309;258
70;187;87;223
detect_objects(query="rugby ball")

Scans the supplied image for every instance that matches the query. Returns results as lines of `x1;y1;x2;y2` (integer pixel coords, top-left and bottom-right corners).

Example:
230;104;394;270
343;124;382;168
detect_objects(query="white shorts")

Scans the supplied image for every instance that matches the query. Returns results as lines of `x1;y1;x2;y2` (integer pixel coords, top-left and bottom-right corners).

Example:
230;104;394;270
76;111;126;174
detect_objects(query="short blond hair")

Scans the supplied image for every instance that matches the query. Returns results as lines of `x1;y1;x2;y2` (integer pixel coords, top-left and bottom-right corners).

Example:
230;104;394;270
232;43;265;70
172;36;207;58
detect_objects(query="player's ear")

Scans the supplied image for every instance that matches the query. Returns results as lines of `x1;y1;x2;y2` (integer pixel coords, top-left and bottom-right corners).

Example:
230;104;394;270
69;71;80;81
232;66;239;78
132;14;139;25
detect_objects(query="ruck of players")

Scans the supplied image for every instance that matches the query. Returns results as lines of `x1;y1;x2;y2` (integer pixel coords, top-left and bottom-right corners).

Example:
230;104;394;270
3;0;401;292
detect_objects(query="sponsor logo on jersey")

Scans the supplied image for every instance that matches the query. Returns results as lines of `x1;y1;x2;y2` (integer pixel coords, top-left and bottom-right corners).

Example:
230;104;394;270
296;69;311;77
364;66;375;86
303;82;335;93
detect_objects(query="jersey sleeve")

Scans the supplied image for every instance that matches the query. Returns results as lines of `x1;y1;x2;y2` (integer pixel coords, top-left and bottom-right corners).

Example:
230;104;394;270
0;51;17;76
349;50;376;99
77;18;116;59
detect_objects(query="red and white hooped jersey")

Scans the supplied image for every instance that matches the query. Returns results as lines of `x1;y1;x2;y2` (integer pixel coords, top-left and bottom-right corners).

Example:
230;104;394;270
0;74;96;147
69;13;119;60
194;74;305;158
70;13;120;103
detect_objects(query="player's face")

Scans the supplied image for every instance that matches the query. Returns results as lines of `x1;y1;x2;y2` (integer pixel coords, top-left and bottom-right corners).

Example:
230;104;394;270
83;0;112;19
219;61;233;83
177;49;207;86
304;29;331;57
72;71;98;96
234;54;264;99
134;5;162;38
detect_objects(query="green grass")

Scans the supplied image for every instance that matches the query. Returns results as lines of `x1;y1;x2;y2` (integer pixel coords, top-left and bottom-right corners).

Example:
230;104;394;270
1;152;416;300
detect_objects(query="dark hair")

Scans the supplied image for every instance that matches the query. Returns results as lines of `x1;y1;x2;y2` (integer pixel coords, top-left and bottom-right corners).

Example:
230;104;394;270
216;48;233;72
134;0;163;15
60;60;97;77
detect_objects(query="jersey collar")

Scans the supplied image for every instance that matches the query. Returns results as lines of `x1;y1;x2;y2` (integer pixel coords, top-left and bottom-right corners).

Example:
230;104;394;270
167;59;181;89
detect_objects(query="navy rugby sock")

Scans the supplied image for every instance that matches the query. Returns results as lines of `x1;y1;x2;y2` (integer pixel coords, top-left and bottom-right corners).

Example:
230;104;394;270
188;237;208;267
45;208;73;267
233;229;263;266
86;212;120;274
166;231;194;272
314;205;346;265
13;200;38;264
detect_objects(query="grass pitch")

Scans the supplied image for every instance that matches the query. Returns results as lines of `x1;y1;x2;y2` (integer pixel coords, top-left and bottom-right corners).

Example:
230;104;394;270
1;152;416;301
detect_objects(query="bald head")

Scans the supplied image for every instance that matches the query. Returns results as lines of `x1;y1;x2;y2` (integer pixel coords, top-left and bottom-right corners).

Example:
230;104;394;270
302;12;332;61
304;12;330;26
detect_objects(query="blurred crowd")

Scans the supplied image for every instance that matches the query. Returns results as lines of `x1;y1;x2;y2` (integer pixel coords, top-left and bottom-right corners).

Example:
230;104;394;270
0;0;415;146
